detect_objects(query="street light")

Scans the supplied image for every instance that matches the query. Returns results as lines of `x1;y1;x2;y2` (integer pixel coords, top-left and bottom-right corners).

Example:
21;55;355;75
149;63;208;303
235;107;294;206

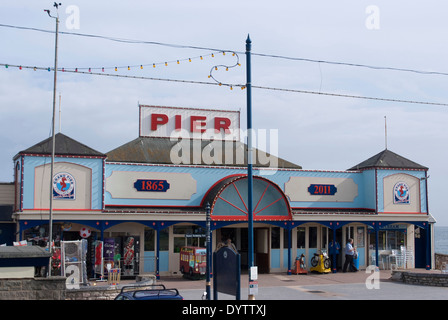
45;2;61;277
245;35;256;300
205;202;211;300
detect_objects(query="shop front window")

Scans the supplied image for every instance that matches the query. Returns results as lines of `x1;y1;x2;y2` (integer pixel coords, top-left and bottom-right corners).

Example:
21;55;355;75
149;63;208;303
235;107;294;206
369;228;407;250
173;225;206;250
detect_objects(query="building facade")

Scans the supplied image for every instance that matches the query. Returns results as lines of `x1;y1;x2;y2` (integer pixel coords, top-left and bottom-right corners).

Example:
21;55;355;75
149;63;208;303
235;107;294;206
10;105;435;278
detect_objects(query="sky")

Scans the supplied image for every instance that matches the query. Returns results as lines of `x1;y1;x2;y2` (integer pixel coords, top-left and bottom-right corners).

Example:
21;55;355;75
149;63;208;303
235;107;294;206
1;1;447;225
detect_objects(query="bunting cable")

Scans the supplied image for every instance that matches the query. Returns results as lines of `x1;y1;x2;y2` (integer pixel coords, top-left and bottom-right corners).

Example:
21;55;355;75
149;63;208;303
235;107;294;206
2;63;448;107
2;23;448;77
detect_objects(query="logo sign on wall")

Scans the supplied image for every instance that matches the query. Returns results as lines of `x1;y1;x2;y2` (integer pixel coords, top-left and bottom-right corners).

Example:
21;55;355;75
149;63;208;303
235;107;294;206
393;181;410;204
53;172;76;200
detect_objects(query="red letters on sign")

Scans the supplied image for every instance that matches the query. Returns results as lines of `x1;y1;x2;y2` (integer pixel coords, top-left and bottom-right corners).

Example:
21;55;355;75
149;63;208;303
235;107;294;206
175;115;182;131
190;116;207;133
214;117;231;134
151;114;168;131
150;113;233;134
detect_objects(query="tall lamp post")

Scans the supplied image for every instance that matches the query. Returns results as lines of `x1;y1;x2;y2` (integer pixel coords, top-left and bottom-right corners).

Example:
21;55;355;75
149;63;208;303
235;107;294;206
205;203;211;300
45;2;61;277
245;35;256;300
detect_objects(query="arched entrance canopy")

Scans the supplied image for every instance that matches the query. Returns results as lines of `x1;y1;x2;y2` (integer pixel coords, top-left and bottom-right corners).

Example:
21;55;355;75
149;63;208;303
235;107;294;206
204;175;292;221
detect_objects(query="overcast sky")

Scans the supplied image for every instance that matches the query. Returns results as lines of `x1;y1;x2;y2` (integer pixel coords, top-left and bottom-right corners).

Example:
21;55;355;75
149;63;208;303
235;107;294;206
1;1;447;225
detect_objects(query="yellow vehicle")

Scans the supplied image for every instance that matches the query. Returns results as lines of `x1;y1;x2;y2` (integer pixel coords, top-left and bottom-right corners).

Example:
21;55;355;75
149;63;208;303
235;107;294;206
310;250;331;273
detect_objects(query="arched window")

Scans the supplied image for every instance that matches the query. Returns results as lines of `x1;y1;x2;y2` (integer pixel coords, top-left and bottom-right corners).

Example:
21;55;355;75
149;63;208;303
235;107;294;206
205;175;291;221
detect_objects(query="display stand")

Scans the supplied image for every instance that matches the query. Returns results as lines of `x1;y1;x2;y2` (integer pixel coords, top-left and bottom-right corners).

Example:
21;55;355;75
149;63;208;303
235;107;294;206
108;268;121;285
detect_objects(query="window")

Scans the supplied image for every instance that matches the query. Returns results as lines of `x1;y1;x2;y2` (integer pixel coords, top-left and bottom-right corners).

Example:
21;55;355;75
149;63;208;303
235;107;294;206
159;228;169;251
321;227;329;249
271;227;280;249
173;225;206;248
144;228;155;251
283;229;290;249
357;227;365;248
369;228;407;250
173;237;185;253
297;227;305;249
309;227;317;248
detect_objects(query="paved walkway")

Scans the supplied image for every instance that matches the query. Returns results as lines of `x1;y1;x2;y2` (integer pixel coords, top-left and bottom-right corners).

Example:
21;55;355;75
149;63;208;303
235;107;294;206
95;268;448;300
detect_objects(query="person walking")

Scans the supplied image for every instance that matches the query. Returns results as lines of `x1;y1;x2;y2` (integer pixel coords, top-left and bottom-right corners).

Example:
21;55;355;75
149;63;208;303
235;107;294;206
343;238;358;272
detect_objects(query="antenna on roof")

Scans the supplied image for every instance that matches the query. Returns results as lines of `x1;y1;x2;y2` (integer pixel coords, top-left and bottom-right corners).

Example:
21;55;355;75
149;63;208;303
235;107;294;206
384;116;388;150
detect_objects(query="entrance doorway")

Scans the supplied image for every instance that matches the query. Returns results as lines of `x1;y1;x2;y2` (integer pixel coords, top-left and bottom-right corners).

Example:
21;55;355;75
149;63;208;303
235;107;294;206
216;226;270;274
255;228;269;274
328;228;343;271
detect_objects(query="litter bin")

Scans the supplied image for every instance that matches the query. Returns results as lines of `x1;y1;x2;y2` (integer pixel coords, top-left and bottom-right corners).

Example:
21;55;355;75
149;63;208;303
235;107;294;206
354;255;359;270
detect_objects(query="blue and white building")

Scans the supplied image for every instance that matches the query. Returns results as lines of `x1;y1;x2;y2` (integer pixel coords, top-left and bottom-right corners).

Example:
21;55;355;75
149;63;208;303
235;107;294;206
9;105;435;277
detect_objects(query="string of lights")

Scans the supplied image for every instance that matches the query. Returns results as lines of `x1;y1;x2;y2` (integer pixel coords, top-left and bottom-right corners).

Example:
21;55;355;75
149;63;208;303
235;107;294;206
207;51;241;88
1;23;448;77
2;63;448;107
46;50;238;75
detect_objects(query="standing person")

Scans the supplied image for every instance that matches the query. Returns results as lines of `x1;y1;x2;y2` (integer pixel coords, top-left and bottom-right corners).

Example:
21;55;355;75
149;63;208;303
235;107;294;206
329;239;340;271
225;238;238;253
343;238;358;272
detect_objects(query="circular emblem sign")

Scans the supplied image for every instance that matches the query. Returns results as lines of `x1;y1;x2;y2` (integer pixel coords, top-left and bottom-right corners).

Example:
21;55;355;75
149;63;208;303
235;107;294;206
53;172;76;200
393;181;410;204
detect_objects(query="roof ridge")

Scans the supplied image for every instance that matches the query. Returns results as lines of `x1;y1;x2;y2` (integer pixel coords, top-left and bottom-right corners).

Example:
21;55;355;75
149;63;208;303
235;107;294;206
106;136;302;169
16;132;106;158
348;149;428;171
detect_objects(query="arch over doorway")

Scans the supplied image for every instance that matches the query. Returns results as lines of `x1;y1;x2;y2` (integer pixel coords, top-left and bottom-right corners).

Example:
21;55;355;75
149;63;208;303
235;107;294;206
204;175;291;221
